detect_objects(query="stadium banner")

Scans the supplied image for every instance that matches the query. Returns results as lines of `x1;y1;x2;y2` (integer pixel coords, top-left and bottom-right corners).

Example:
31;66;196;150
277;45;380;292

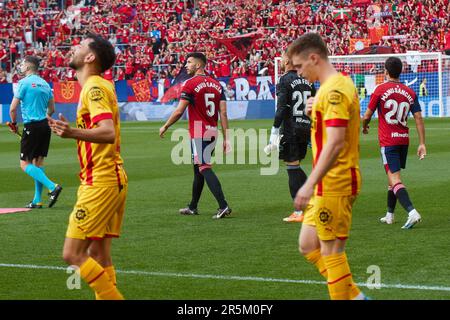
131;79;153;102
53;81;82;103
0;83;14;105
0;72;448;123
125;79;163;102
0;76;275;104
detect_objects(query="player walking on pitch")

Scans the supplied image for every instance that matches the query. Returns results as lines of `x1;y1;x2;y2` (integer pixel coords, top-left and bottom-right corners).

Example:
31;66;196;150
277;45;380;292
266;52;315;223
160;52;232;219
9;56;62;209
362;57;426;229
48;34;127;299
289;33;367;300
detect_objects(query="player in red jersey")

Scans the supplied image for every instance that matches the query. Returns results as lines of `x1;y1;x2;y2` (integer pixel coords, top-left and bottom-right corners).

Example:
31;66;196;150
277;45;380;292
160;52;232;219
363;57;426;229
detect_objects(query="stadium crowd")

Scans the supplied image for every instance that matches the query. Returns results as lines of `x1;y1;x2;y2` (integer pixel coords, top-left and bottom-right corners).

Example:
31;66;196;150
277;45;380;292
0;0;449;83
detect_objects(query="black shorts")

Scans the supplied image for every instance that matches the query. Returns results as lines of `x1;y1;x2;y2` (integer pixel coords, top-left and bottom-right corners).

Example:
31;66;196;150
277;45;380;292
20;119;51;161
278;135;308;163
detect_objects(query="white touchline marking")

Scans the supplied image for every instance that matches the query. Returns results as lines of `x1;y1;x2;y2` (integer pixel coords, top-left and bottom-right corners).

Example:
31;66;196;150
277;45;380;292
1;263;450;292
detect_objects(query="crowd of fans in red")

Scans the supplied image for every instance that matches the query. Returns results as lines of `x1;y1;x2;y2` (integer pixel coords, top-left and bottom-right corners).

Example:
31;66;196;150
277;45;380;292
0;0;449;83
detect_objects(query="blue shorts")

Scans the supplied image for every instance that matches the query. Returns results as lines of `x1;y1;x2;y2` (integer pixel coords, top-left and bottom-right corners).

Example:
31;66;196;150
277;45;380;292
380;145;408;174
191;137;216;170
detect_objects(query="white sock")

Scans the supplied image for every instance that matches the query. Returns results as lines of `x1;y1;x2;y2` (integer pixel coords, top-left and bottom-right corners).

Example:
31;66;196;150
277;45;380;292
294;211;303;215
408;209;419;217
386;212;393;219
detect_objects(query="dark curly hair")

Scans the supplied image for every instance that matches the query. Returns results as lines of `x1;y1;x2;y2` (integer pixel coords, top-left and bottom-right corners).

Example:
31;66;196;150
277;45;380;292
86;33;116;73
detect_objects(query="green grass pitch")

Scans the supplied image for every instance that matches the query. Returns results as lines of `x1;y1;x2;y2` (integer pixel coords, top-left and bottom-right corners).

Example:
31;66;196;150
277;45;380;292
0;118;449;300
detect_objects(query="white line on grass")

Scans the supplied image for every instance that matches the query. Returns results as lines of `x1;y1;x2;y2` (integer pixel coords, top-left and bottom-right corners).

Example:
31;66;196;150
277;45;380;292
1;263;450;292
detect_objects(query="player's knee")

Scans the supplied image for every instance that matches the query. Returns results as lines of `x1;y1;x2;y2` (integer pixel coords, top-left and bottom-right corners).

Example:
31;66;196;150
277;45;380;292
62;249;76;265
299;241;314;256
62;249;85;266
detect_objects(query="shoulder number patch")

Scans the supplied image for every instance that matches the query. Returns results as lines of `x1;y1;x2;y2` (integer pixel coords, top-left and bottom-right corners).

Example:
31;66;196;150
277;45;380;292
88;87;105;101
327;91;342;105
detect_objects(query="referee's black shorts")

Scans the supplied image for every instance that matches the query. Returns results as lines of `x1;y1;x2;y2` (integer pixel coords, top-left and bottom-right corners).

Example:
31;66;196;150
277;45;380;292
20;119;51;162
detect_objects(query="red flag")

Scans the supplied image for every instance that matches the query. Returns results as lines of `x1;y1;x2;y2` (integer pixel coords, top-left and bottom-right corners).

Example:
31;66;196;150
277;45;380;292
131;79;151;102
53;81;82;103
368;26;389;44
214;32;262;60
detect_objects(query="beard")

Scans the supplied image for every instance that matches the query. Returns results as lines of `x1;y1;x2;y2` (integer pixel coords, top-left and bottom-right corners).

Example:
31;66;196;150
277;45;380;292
68;57;81;70
186;67;195;75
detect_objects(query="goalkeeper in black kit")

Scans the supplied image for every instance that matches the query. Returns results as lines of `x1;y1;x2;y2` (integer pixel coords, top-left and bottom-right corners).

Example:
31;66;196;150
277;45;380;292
265;53;316;222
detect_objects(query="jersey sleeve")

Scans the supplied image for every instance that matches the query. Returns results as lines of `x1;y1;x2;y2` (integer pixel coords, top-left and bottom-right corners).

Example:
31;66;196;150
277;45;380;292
14;81;25;100
323;89;350;127
367;87;380;112
275;77;289;108
273;78;289;128
85;85;114;124
219;88;226;101
410;94;422;114
180;81;194;104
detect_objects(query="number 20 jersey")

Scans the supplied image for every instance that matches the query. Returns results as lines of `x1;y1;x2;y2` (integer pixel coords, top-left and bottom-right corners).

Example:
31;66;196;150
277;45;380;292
180;75;226;139
368;81;421;147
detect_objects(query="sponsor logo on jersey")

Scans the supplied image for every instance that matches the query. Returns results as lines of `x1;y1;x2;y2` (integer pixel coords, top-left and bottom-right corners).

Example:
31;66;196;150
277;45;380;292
327;91;342;105
88;87;105;101
391;132;409;138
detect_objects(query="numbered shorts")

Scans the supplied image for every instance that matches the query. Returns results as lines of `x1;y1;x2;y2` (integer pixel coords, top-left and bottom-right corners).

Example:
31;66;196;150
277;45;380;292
66;184;128;240
191;137;216;170
20;119;51;161
380;145;408;174
303;195;357;241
